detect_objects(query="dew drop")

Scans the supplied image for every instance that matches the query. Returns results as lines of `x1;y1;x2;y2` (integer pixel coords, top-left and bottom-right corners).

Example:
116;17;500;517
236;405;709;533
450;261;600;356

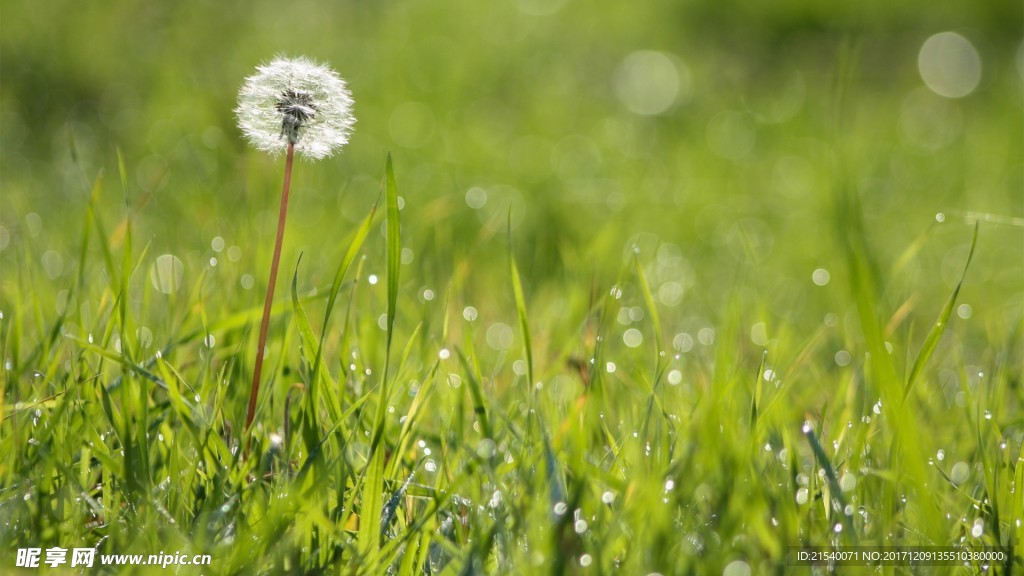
970;519;984;538
796;488;809;504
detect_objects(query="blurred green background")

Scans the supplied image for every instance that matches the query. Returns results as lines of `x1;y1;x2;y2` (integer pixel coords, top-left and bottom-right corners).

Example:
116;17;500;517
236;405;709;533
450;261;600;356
1;0;1021;359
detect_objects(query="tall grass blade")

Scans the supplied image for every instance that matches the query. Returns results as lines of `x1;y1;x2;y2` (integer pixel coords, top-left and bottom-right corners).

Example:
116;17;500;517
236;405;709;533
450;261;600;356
633;249;665;382
903;221;978;400
508;212;533;388
310;194;379;417
360;154;400;558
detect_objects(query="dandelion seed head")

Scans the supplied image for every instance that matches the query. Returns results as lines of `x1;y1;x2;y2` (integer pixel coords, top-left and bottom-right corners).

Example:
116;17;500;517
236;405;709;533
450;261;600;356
236;56;355;160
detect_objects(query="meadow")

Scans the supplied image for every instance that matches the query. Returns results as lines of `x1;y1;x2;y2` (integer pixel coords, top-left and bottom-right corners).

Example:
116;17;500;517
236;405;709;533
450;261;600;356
1;0;1022;573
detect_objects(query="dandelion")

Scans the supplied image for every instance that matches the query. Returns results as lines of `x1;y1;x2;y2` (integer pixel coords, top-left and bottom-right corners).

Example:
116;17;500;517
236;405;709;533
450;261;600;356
236;56;355;159
236;56;355;448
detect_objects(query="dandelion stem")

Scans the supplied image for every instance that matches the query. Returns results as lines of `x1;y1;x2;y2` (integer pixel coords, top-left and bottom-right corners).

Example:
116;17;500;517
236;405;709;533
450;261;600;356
245;141;295;450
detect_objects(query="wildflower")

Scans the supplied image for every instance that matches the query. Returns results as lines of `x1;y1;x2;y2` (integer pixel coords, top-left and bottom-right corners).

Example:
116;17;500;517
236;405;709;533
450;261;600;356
235;56;355;451
236;56;355;160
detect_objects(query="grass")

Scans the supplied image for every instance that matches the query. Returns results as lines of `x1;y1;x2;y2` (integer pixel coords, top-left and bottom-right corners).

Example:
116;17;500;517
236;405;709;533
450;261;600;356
1;146;1020;573
1;1;1022;574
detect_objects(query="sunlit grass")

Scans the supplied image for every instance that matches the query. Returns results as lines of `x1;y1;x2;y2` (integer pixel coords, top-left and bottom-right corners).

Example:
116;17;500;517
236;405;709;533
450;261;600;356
1;134;1019;573
1;6;1022;572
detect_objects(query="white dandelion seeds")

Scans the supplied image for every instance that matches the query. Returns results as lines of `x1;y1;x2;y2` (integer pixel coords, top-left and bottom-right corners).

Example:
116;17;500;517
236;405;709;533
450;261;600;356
236;56;355;454
236;56;355;160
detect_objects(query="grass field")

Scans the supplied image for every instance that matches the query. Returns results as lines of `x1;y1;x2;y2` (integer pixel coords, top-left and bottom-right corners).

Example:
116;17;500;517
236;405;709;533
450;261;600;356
1;0;1022;574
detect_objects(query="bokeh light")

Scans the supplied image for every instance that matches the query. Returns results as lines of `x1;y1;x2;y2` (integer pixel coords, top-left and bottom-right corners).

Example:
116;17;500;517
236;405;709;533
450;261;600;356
918;32;982;98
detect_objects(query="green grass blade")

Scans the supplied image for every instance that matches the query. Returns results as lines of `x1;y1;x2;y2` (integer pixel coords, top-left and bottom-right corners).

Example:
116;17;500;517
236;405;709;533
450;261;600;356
384;154;400;354
309;192;379;419
633;249;665;384
802;422;855;541
456;349;491;440
903;221;979;401
361;154;400;558
290;255;321;374
508;211;533;388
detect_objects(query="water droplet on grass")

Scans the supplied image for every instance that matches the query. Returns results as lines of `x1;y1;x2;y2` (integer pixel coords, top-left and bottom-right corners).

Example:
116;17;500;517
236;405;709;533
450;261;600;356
137;327;153;348
463;306;478;321
950;461;970;485
723;559;751;576
447;374;462;389
601;491;615;504
796;488;809;504
439;348;450;360
970;519;984;538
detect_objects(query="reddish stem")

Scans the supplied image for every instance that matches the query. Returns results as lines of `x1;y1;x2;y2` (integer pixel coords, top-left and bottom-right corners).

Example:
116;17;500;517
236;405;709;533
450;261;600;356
245;142;295;451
